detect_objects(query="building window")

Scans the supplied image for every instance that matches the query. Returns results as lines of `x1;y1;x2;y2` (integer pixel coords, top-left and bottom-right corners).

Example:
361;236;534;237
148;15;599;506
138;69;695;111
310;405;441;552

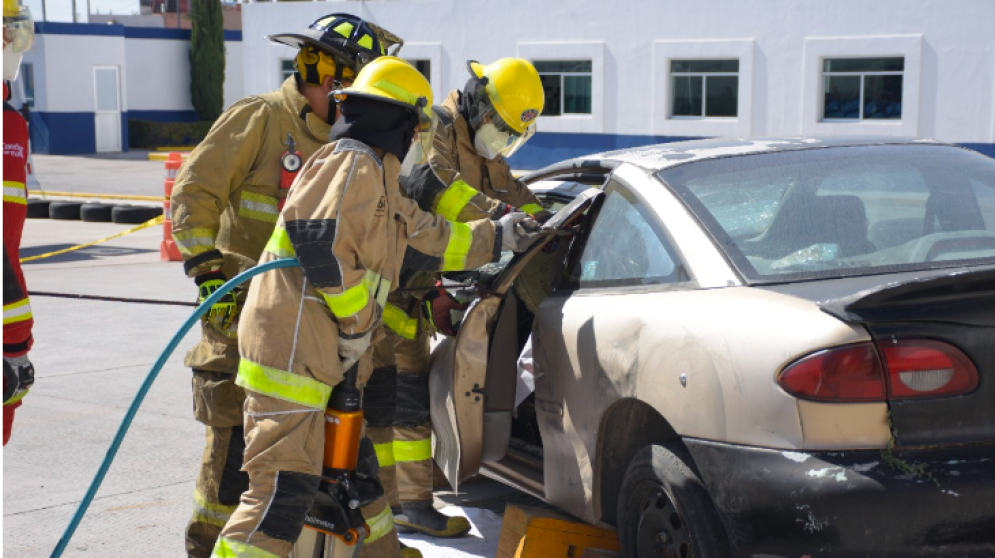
670;60;739;118
409;59;431;82
21;63;34;106
823;57;903;120
534;60;592;116
281;59;295;82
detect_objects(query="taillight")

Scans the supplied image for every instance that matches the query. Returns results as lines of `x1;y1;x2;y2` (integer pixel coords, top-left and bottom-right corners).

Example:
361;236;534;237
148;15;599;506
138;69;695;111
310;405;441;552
777;343;885;402
879;339;979;399
777;339;979;402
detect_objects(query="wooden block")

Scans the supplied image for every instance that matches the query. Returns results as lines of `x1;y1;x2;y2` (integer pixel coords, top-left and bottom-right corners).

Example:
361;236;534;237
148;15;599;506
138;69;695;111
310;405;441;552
496;504;620;558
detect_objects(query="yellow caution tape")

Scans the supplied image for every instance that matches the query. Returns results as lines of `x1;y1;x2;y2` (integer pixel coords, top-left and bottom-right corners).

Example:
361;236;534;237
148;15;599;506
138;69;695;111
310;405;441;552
20;215;164;263
32;190;166;202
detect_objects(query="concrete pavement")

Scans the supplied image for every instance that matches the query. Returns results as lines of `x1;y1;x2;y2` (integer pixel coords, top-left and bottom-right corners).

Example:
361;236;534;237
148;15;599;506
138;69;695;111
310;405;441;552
3;154;539;557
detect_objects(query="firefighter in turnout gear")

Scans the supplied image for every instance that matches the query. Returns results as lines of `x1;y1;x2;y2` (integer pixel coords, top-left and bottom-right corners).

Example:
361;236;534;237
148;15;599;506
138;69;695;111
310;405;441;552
211;56;541;558
372;58;547;537
3;0;35;447
170;14;401;558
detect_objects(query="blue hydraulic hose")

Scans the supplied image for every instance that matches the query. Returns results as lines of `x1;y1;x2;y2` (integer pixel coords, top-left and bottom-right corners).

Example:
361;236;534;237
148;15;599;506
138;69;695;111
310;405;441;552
50;258;299;558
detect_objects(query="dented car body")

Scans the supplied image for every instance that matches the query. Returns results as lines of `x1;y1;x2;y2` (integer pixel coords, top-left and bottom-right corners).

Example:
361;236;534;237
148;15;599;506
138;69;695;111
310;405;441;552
429;138;995;557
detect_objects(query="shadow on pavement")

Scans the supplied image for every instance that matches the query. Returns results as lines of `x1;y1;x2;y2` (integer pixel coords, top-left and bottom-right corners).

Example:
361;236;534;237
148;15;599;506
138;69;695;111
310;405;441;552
19;244;156;264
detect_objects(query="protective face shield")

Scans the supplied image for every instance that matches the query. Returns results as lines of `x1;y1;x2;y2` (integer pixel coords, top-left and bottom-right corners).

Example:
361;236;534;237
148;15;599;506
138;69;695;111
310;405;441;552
467;79;536;160
399;99;439;178
2;3;34;82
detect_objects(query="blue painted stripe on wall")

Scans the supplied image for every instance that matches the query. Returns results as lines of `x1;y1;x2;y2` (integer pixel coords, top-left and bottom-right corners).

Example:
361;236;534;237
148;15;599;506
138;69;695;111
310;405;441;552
34;21;240;41
35;21;124;36
506;132;995;169
30;112;96;155
129;110;201;123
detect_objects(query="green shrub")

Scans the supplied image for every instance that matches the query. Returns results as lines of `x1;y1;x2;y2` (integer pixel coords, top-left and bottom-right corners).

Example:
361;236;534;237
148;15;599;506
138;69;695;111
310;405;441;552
128;119;213;149
189;0;225;122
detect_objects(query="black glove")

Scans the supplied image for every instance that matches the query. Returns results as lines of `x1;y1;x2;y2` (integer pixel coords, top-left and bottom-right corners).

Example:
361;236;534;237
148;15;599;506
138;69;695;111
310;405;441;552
195;271;238;338
4;355;34;406
399;162;446;213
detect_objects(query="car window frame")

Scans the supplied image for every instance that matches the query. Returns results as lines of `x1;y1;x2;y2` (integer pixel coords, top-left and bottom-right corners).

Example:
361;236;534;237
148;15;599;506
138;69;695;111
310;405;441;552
558;173;697;293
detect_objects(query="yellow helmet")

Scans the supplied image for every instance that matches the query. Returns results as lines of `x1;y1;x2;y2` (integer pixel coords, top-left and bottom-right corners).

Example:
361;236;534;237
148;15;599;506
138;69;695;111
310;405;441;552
3;0;33;82
468;58;544;135
337;56;433;118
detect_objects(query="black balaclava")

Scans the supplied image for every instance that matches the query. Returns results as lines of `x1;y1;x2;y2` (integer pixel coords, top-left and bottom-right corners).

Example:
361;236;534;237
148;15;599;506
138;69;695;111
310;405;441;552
458;77;480;145
329;96;418;161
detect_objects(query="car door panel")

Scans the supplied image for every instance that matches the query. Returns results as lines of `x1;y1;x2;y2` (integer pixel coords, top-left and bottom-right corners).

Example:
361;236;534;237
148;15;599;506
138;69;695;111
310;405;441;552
429;187;603;489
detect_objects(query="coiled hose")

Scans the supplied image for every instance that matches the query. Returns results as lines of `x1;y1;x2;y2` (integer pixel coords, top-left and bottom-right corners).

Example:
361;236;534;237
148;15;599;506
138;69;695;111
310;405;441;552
50;258;299;558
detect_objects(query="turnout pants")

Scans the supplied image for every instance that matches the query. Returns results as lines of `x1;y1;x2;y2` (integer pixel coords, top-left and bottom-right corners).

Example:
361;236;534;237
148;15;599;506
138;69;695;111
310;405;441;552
187;322;249;558
368;325;434;508
212;354;400;558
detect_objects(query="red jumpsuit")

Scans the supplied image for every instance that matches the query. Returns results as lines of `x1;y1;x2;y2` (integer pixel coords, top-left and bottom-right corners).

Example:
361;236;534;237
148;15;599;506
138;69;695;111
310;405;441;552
3;83;33;445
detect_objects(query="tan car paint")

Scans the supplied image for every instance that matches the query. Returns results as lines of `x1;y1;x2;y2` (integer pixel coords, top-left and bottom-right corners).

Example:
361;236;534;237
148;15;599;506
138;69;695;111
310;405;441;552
532;285;889;524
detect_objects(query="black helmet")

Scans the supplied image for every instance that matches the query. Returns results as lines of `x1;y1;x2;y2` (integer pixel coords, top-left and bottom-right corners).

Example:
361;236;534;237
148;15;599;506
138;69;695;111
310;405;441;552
268;13;403;86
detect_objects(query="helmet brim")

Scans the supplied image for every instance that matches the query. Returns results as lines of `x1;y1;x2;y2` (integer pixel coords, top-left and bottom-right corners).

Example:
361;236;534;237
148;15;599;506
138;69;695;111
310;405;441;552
268;32;321;53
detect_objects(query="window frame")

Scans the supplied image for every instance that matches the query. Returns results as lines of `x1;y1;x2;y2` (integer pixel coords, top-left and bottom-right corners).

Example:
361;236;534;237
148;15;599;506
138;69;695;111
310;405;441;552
821;57;904;122
652;39;755;137
801;35;922;138
534;60;593;117
400;42;443;103
279;59;295;83
518;41;605;133
669;59;740;119
560;175;695;292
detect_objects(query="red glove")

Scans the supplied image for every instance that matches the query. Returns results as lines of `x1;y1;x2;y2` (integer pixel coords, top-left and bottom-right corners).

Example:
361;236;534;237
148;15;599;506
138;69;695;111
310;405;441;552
424;283;468;337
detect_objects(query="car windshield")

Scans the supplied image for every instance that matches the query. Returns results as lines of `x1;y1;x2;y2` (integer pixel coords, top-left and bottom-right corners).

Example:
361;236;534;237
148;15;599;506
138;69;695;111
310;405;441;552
657;144;995;283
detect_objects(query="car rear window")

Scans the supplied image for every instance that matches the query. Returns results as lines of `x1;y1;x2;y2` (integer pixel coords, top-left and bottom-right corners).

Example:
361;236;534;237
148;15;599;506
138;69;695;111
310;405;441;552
657;144;995;283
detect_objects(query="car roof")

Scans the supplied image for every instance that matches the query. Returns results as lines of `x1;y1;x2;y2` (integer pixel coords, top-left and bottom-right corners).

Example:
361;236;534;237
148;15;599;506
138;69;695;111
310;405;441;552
583;136;947;172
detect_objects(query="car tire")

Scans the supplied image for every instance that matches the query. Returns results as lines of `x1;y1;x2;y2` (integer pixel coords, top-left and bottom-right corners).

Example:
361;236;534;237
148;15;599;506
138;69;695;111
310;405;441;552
617;444;733;558
26;199;51;218
80;203;114;222
49;201;83;220
111;205;162;224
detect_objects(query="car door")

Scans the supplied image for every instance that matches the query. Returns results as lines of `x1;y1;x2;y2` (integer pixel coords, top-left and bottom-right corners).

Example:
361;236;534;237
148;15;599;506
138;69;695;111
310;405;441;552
429;188;603;489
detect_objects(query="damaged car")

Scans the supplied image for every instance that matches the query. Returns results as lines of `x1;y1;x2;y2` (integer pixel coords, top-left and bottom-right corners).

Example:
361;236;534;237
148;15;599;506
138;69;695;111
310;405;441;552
429;137;995;557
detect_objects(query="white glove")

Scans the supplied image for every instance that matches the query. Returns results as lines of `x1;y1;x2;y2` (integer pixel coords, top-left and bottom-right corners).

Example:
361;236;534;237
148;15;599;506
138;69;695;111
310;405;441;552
338;331;372;372
497;212;541;252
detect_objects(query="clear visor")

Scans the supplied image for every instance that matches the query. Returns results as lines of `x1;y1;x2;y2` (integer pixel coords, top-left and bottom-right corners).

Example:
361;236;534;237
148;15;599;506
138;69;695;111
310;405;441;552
399;105;439;178
4;8;34;53
468;80;535;159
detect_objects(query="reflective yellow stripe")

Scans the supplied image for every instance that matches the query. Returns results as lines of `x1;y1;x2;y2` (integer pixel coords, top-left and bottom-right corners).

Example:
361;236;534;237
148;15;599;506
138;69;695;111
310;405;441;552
212;537;282;558
365;504;394;544
3;298;32;325
173;228;217;256
374;441;395;467
3;181;27;204
442;221;472;271
393;438;432;463
322;270;390;319
333;21;354;38
357;34;373;50
520;203;544;216
435;181;480;222
383;303;418;340
322;283;369;319
4;389;28;406
192;489;237;528
239;192;279;223
264;226;296;258
235;360;331;410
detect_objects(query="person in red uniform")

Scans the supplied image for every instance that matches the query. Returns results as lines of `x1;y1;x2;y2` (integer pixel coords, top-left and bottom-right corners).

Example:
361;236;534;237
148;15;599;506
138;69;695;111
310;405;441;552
3;0;35;446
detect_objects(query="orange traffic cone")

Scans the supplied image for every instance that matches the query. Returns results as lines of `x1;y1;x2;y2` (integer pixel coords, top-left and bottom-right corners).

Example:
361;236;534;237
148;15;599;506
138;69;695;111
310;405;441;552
160;152;183;261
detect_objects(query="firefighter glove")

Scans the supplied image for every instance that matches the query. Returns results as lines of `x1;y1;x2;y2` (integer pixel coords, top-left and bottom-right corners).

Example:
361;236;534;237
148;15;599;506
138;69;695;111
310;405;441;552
424;284;468;337
195;271;238;338
497;212;541;252
3;355;34;406
339;330;372;372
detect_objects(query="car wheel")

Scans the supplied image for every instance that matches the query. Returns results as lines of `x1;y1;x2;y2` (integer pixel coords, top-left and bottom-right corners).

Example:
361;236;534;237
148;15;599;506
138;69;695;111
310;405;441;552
26;199;51;218
49;201;83;220
617;444;732;558
80;203;114;222
111;205;162;224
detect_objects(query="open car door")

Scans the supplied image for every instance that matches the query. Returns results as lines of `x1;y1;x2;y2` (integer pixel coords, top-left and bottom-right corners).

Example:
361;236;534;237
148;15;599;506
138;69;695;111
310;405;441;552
430;189;603;489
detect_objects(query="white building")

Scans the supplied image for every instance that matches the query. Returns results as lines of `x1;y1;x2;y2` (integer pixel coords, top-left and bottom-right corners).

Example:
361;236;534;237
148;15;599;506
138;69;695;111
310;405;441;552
16;0;995;167
18;21;243;155
239;0;995;168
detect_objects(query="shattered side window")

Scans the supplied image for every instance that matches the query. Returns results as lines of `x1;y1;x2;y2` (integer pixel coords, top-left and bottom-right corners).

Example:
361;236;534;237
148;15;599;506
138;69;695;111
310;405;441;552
565;180;688;289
